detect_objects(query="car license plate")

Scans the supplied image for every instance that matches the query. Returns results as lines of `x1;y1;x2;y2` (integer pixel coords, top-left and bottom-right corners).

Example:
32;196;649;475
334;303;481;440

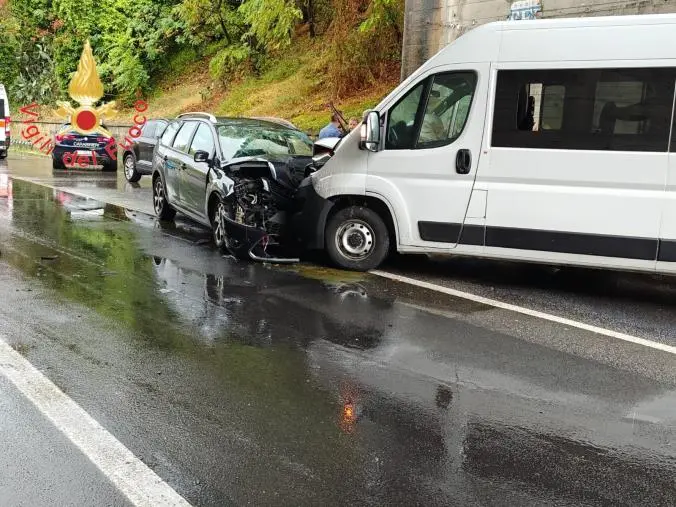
76;150;93;156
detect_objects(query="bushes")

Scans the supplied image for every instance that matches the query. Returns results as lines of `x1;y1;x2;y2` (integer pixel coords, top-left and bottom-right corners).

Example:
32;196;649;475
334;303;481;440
209;44;253;82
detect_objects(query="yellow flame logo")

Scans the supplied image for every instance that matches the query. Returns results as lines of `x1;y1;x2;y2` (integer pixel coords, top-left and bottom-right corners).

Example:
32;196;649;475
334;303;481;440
68;40;104;107
54;40;116;137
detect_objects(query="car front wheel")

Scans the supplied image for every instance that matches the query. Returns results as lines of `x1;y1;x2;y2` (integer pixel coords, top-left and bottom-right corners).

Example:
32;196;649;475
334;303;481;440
325;205;390;271
153;176;176;221
211;196;228;253
123;153;141;182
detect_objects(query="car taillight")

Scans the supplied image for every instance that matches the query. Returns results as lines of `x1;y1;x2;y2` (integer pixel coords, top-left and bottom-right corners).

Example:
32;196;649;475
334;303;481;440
96;136;108;143
55;133;76;142
5;117;9;133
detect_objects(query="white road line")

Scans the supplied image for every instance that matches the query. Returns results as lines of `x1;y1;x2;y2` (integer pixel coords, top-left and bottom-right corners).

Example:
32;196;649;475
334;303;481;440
0;337;192;507
371;270;676;356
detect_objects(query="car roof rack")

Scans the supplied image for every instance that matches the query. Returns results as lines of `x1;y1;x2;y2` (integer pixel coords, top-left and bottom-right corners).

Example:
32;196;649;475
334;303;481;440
177;112;217;123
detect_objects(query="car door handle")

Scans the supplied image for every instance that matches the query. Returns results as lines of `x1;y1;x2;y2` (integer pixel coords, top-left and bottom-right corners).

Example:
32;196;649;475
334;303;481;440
456;149;471;175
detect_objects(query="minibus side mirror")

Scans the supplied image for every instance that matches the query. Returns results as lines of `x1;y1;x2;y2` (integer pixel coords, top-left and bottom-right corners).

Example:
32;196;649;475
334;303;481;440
360;111;380;152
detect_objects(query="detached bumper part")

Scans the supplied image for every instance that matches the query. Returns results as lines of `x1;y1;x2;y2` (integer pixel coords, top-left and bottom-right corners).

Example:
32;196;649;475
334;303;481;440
222;215;299;264
292;177;334;250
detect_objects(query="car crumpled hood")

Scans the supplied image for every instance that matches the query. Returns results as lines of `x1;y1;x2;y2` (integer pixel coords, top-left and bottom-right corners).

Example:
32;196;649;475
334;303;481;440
222;154;313;190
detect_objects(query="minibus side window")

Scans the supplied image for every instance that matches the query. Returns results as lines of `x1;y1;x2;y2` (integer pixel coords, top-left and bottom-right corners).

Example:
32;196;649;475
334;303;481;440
492;67;676;152
385;72;477;151
541;86;565;130
385;82;425;150
515;83;564;131
417;72;477;149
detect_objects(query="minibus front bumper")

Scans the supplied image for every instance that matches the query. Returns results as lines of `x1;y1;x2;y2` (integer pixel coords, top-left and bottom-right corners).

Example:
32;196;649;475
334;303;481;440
292;176;334;250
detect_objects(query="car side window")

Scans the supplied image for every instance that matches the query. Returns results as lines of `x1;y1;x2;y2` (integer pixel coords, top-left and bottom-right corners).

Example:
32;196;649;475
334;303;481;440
160;121;180;147
155;121;168;138
189;123;215;156
142;121;156;138
172;121;197;153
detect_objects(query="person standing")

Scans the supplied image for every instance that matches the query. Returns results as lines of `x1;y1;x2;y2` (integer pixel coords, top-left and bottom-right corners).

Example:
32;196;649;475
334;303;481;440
318;113;343;139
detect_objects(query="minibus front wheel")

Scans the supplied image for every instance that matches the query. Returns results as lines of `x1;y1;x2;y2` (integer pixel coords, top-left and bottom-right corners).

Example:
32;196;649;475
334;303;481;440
326;206;390;271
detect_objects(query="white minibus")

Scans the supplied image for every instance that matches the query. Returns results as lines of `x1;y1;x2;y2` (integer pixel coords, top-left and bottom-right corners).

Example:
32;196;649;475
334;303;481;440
295;13;676;273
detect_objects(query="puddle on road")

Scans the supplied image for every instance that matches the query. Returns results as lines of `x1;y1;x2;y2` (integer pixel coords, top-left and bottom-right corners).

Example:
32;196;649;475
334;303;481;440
284;263;366;284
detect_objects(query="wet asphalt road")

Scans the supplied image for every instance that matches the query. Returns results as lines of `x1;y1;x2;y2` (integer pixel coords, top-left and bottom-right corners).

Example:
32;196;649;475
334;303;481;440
0;154;675;506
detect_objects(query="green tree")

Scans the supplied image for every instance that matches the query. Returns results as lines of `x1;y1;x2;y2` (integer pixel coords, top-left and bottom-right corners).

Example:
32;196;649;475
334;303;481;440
176;0;302;83
359;0;402;44
239;0;302;51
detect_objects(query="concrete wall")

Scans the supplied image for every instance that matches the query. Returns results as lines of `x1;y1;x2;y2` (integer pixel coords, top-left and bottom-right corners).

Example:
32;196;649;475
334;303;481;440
401;0;676;79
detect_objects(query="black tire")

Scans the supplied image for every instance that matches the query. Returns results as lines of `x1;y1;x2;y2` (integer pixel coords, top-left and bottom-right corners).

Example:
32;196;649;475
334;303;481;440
102;159;117;172
153;175;176;221
0;151;7;160
325;205;390;271
123;153;141;182
52;156;65;170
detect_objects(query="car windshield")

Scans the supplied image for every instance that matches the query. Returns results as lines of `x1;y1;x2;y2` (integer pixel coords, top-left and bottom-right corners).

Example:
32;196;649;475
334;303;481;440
217;123;313;159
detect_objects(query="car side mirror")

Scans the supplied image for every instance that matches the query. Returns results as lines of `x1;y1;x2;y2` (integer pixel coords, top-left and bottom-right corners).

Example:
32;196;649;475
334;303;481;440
360;110;380;152
194;150;209;163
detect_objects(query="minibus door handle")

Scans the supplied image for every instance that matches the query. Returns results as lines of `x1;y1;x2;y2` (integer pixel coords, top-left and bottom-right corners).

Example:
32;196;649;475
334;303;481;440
456;149;471;175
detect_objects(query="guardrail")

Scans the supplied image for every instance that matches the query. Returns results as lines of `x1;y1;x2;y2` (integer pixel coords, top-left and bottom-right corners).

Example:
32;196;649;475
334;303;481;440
9;139;50;157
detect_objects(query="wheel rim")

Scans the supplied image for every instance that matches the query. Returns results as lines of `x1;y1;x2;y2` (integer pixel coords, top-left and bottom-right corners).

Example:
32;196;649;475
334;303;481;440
335;219;375;260
153;179;164;215
213;201;226;246
124;156;135;179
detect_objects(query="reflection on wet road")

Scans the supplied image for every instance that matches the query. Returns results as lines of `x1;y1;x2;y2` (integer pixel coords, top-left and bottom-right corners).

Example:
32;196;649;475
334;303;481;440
0;160;675;505
5;154;153;214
